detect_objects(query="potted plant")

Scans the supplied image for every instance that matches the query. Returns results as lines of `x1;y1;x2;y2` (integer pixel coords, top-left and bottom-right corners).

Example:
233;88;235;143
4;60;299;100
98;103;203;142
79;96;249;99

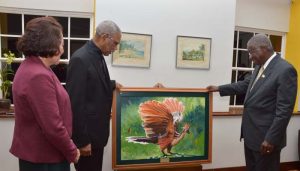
0;51;15;111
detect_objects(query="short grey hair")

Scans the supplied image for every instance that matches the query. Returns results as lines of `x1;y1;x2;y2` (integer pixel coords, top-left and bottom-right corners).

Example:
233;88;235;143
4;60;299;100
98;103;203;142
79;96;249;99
247;34;273;52
95;20;121;36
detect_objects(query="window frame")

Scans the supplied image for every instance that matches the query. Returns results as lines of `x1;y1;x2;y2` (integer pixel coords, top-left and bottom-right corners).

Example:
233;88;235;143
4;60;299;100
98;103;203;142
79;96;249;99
0;7;93;100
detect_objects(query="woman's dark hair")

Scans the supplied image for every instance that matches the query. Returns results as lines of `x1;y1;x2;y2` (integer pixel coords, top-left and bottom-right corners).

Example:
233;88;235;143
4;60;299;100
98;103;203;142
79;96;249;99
17;16;63;58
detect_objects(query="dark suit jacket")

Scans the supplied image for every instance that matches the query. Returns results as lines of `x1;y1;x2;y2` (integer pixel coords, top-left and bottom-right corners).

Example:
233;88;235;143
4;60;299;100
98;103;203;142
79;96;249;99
219;54;297;151
11;57;77;163
66;40;115;148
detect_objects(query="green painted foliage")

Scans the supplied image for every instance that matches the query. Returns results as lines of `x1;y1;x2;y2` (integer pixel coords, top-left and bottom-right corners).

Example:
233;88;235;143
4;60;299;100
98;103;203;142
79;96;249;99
120;96;206;160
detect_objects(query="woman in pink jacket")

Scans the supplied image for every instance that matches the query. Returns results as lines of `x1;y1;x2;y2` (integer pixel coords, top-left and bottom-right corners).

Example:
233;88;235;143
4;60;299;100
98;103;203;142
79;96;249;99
10;16;80;171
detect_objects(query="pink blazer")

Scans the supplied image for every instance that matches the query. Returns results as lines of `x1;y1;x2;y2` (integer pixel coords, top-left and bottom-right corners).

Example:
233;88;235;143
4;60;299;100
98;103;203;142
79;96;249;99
10;57;77;163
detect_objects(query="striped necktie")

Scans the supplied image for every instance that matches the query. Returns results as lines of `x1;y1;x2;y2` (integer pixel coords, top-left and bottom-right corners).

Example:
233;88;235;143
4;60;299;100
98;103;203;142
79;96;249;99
250;66;264;91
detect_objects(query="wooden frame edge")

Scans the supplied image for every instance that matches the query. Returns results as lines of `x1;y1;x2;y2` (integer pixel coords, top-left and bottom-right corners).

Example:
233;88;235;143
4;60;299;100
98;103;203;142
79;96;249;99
112;87;212;170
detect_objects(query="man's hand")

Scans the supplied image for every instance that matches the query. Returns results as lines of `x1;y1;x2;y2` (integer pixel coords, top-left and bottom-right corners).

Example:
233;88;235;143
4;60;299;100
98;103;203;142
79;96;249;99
116;82;123;89
206;85;219;92
80;144;92;156
260;140;274;155
153;83;165;88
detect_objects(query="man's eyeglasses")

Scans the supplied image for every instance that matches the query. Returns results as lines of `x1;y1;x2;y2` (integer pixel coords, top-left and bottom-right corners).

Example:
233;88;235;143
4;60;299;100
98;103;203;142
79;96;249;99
108;36;120;46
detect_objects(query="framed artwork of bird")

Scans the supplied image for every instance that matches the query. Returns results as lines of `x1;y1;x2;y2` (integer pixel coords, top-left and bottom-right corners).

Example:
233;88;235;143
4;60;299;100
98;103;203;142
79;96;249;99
112;87;212;170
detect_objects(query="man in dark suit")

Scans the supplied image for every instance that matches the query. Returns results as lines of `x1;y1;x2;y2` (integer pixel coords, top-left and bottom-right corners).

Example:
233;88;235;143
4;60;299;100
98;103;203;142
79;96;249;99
207;34;297;171
66;20;121;171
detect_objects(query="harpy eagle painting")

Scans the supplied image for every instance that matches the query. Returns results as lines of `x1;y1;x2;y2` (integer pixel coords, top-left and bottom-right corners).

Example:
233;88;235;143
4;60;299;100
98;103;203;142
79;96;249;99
126;98;190;156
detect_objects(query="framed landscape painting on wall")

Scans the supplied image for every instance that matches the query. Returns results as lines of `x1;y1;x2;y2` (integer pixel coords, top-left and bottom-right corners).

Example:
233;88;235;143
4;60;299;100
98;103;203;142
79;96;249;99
112;32;152;68
112;87;212;170
176;36;212;69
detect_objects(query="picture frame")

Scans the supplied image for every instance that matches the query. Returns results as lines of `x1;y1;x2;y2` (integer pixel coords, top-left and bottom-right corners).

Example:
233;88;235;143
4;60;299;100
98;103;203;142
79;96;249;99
112;32;152;68
112;87;212;170
176;36;212;69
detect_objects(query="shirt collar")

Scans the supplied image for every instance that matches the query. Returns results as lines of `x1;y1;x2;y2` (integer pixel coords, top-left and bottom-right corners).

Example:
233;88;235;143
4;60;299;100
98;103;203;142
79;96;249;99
89;40;102;54
262;52;276;70
88;40;104;61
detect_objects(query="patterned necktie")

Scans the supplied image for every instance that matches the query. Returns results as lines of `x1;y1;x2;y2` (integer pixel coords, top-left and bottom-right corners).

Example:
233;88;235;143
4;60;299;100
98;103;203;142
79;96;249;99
250;66;264;91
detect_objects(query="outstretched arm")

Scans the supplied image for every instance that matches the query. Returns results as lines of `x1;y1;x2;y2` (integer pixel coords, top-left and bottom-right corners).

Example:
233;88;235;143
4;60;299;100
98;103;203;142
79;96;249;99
207;70;253;96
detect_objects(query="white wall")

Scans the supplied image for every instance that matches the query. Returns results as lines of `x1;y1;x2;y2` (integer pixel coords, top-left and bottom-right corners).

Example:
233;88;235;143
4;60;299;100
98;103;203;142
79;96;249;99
0;0;93;13
235;0;291;32
0;119;18;171
98;0;236;112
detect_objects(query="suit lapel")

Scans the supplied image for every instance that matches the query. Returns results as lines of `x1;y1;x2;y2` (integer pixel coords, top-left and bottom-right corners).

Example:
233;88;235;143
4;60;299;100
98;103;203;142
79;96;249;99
86;40;111;93
90;55;110;93
244;66;260;103
244;55;280;103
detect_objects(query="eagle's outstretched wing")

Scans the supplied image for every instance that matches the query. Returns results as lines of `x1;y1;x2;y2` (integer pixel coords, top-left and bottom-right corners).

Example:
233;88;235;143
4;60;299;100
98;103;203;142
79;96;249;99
139;100;173;138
